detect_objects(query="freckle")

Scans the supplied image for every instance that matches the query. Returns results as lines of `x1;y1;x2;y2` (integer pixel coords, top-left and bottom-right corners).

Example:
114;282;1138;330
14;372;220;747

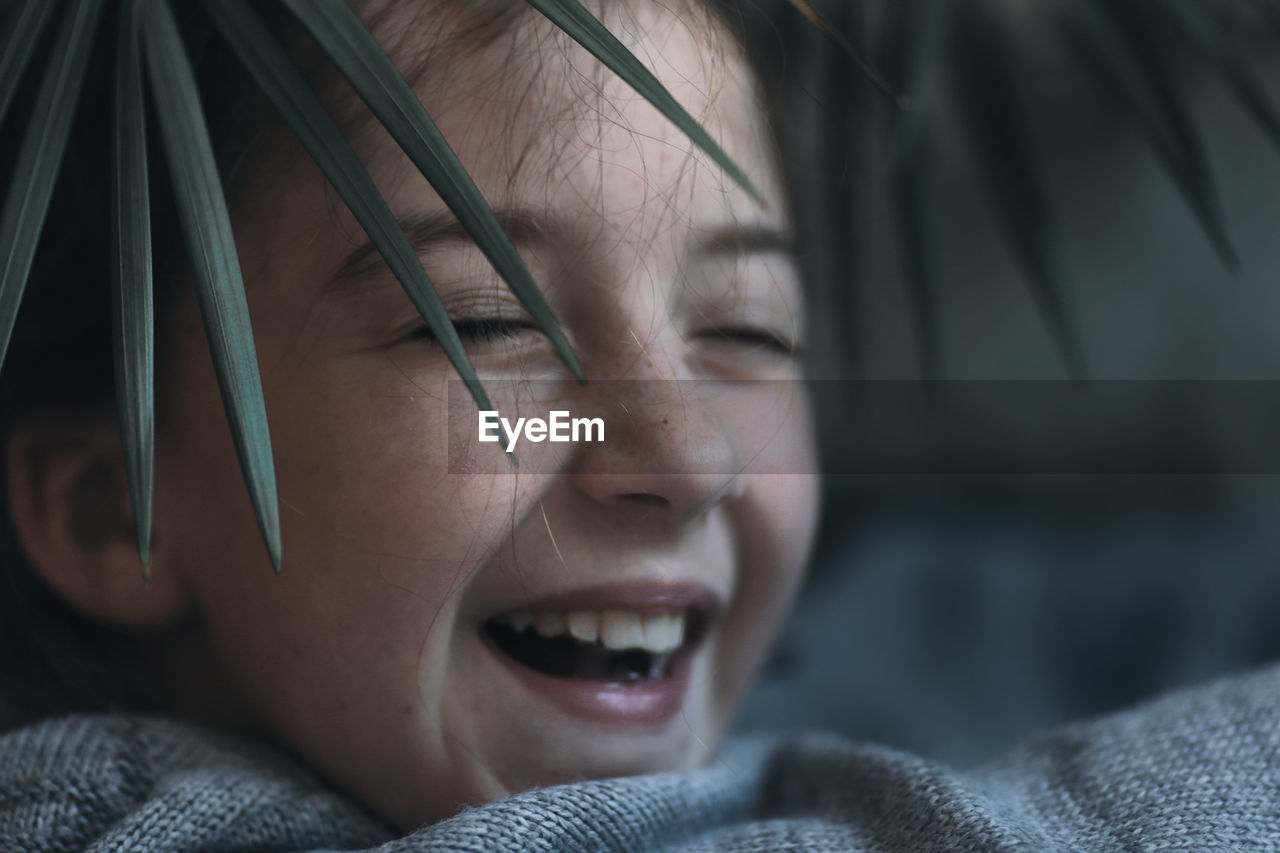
402;704;413;716
661;417;669;426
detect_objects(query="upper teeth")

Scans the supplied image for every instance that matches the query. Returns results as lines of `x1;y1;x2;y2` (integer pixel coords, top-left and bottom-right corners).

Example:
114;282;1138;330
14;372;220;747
501;609;686;654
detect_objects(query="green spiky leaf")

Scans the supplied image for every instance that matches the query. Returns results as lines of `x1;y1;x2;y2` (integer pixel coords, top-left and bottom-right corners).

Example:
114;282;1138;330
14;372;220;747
141;0;281;571
0;0;59;127
111;0;154;570
0;0;103;375
882;0;949;378
783;0;895;99
201;0;511;462
1061;0;1236;266
880;0;949;150
282;0;584;384
891;152;941;379
522;0;766;206
1252;0;1280;39
950;4;1086;378
809;1;866;374
1160;0;1280;149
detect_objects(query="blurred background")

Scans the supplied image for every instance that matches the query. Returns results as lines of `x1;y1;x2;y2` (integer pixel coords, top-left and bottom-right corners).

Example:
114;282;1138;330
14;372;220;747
732;0;1280;765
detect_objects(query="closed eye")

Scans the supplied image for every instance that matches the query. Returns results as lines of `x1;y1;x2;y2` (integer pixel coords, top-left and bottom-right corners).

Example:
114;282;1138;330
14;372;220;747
411;318;539;344
700;326;798;357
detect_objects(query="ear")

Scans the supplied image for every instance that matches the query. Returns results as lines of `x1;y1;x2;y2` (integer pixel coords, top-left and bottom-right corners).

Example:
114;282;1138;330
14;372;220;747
5;413;190;628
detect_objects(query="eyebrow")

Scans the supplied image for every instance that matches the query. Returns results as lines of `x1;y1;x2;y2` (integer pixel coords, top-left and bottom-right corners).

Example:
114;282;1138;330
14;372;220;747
326;208;795;291
330;208;550;286
700;224;796;258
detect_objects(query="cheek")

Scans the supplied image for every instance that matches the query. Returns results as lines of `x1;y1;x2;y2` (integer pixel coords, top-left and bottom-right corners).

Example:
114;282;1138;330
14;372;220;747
713;394;821;712
745;473;820;614
275;390;445;551
266;364;539;581
153;341;532;735
725;384;821;576
156;323;522;628
708;473;817;729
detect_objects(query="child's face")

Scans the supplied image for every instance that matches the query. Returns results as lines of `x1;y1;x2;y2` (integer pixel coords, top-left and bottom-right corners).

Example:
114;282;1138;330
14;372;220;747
153;0;817;829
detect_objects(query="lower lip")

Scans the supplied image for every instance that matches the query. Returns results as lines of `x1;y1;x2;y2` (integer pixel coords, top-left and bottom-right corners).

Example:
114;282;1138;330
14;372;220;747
486;637;695;725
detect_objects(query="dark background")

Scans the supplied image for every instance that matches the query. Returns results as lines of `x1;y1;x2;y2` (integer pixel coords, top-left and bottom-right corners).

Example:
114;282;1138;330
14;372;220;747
734;1;1280;765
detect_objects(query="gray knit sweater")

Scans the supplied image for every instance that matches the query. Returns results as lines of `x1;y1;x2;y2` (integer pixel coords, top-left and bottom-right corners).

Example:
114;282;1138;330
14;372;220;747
3;663;1280;852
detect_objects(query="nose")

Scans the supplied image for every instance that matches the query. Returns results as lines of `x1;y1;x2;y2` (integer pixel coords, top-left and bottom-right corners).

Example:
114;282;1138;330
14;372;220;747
566;380;745;520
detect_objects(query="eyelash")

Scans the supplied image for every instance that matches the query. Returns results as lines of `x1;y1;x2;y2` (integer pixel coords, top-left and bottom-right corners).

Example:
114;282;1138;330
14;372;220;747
703;326;798;356
409;320;797;356
411;318;537;344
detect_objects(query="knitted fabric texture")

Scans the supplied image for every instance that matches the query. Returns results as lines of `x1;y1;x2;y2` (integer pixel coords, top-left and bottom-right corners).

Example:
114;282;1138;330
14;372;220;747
3;663;1280;851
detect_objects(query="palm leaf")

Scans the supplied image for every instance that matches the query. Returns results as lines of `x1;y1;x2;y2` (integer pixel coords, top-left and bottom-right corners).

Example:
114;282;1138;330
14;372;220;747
281;0;585;383
111;0;153;570
200;0;504;442
882;0;950;378
814;0;866;373
1159;0;1280;148
1060;0;1236;266
892;151;941;379
881;0;949;150
0;0;103;375
522;0;766;206
1252;0;1280;38
782;0;896;99
0;0;58;127
950;4;1086;378
141;0;281;571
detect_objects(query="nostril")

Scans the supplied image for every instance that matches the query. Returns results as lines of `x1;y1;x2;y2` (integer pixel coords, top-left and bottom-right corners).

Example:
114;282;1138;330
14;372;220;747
617;493;667;505
571;469;745;518
612;493;671;515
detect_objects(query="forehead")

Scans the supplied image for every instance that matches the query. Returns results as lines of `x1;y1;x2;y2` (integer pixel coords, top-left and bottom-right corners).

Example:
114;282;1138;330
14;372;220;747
229;0;784;308
347;0;774;221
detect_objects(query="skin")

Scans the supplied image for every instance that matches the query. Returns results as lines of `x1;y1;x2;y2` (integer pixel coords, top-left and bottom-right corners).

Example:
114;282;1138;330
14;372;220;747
147;0;819;830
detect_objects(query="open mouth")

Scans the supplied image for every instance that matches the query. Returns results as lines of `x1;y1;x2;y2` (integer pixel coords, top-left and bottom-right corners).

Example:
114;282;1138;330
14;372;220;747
484;608;707;684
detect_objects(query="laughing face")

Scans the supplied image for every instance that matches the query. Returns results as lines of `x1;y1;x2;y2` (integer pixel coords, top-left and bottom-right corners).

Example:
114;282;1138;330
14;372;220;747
148;0;818;829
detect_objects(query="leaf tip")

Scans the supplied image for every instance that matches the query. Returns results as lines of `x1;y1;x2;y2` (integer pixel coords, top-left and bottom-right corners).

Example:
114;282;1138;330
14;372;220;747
744;180;768;210
554;340;588;383
133;516;152;579
263;515;283;574
1209;230;1240;272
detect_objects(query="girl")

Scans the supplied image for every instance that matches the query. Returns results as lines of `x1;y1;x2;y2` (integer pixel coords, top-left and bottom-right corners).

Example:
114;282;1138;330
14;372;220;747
1;0;821;842
7;1;1280;850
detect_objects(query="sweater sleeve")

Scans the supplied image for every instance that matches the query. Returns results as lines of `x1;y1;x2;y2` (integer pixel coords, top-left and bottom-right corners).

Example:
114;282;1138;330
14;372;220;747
0;714;391;852
719;663;1280;851
5;664;1280;852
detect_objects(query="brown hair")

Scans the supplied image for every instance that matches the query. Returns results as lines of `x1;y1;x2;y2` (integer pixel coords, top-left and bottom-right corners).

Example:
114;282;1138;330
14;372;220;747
0;0;779;728
0;2;278;725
